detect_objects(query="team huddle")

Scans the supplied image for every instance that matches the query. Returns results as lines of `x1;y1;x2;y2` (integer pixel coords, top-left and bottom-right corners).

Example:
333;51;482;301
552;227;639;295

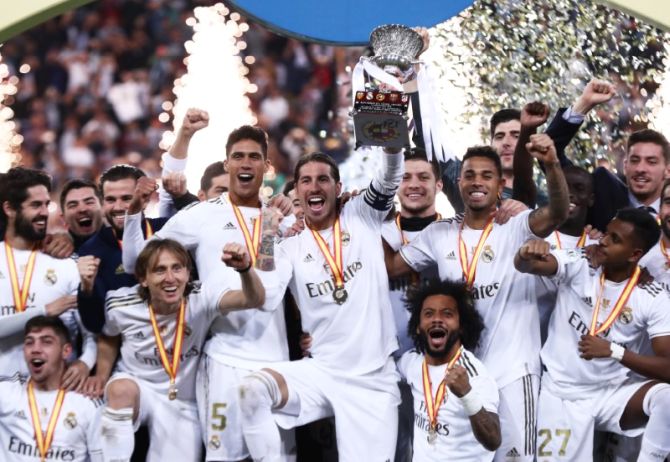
1;74;670;462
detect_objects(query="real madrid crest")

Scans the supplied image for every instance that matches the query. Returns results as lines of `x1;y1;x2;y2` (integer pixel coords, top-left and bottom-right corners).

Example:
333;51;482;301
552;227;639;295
115;264;125;275
341;232;351;247
44;269;57;286
208;435;221;450
619;306;633;325
64;412;78;429
481;245;495;263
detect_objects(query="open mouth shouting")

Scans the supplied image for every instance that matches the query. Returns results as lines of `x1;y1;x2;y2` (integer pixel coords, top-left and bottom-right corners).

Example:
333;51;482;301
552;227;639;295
76;214;95;233
427;326;448;351
29;357;46;375
306;195;326;214
237;173;254;184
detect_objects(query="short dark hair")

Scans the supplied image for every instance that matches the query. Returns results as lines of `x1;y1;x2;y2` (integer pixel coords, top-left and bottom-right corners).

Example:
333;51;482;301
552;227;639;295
60;178;100;211
406;279;485;352
627;129;670;164
99;164;146;195
135;239;193;301
25;315;71;345
200;161;227;192
661;178;670;203
0;167;52;219
283;180;296;196
294;152;340;183
462;145;503;177
614;207;661;255
489;108;520;137
226;125;268;159
404;147;442;180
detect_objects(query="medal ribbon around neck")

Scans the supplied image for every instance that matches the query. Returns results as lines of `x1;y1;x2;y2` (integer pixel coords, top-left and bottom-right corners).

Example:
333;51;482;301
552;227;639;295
554;230;587;250
458;218;494;288
395;213;442;245
148;299;186;392
5;241;38;312
421;347;463;434
589;266;640;336
310;218;345;292
114;219;154;249
27;380;65;462
232;204;261;266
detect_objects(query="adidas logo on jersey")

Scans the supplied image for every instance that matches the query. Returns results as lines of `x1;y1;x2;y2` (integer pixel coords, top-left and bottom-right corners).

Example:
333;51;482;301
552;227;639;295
134;331;145;340
506;447;521;458
303;253;315;263
581;296;593;306
223;222;237;230
446;250;456;260
13;410;26;420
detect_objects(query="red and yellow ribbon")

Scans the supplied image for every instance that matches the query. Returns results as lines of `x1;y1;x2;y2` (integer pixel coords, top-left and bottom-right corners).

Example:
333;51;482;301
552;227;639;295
421;347;463;433
395;213;442;245
590;266;640;336
458;219;494;288
114;219;154;249
5;242;38;312
310;218;345;290
554;230;587;250
232;205;261;266
27;380;66;462
148;299;186;392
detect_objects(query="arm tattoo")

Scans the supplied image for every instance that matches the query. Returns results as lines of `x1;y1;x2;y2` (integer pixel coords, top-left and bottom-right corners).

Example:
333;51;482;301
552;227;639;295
255;211;277;271
469;409;501;452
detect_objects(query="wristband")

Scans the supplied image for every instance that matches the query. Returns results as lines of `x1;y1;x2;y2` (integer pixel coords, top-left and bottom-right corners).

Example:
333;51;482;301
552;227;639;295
610;343;625;362
459;389;484;416
235;263;252;273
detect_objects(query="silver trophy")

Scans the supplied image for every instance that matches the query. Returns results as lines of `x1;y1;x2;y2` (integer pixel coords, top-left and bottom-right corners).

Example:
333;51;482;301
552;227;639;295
351;25;423;150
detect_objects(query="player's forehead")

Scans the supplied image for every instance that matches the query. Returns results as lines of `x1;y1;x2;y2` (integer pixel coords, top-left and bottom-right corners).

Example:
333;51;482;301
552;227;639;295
492;119;520;136
404;159;434;177
421;294;459;312
24;185;50;203
103;178;136;197
150;248;188;270
65;187;98;204
298;161;334;179
25;327;58;341
628;141;664;161
462;156;498;174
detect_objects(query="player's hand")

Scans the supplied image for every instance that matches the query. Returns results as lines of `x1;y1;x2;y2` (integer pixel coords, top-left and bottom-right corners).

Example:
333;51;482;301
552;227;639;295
77;255;100;294
82;374;108;398
578;335;612;360
261;206;283;236
573;79;616;114
267;194;293;217
584;225;602;242
62;360;90;392
299;332;313;358
45;295;78;316
284;219;305;237
520;101;550;129
518;239;551;262
180;108;209;137
128;177;158;215
222;243;251;271
494;199;528;225
526;134;558;165
42;233;75;259
162;172;188;199
584;243;604;269
444;364;472;398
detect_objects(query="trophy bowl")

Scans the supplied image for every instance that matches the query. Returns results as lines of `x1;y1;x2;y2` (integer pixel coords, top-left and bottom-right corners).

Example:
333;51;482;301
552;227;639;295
369;24;423;71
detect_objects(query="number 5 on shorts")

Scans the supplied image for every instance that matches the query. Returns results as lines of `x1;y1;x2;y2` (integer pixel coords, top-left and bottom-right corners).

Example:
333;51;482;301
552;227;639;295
538;428;571;457
211;403;228;431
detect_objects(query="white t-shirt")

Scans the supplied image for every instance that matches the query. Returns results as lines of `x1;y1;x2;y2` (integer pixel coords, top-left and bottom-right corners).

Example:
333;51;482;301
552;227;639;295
276;195;399;375
102;283;226;402
400;211;541;387
0;377;103;462
382;219;439;356
0;246;93;380
125;195;290;369
639;239;668;282
397;348;498;461
541;249;670;398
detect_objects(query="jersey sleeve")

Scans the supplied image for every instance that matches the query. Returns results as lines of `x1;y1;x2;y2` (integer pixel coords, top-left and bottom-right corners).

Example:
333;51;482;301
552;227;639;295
507;209;538;245
399;223;438;272
645;290;670;339
102;294;123;337
469;371;500;414
549;248;587;285
396;350;416;381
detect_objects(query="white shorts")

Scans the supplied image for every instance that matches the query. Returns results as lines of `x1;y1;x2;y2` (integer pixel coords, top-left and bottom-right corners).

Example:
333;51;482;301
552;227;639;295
196;355;296;461
106;373;201;462
494;374;539;462
268;357;401;462
536;377;649;461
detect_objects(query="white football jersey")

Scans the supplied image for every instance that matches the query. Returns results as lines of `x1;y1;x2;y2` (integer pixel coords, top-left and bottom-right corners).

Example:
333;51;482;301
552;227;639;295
397;348;498;461
0;245;83;380
127;196;290;369
541;249;670;398
639;239;668;282
399;211;541;387
276;194;399;375
0;377;103;461
382;219;439;356
102;283;226;401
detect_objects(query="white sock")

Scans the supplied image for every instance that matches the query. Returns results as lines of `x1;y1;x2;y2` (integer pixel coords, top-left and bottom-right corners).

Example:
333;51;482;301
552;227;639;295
239;372;282;462
100;406;134;462
638;384;670;462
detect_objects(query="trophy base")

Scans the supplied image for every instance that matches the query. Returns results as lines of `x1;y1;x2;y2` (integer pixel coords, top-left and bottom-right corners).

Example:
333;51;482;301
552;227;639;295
352;90;410;149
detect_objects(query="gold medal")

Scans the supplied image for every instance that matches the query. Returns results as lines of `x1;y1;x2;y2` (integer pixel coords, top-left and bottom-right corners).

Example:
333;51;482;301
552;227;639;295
310;218;348;305
168;386;178;401
427;427;437;445
332;287;348;305
421;348;463;445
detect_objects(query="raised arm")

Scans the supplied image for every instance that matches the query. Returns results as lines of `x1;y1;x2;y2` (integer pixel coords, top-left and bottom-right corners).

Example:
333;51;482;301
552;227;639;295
526;135;569;237
512;102;549;208
122;178;156;274
514;238;558;276
218;243;265;311
82;334;120;398
383;239;414;279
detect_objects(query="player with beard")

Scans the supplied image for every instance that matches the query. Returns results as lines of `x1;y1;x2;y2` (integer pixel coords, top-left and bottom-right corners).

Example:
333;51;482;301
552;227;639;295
398;279;500;461
0;167;96;390
385;135;569;461
640;178;670;287
0;316;103;461
59;179;103;252
120;125;294;462
515;208;670;462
